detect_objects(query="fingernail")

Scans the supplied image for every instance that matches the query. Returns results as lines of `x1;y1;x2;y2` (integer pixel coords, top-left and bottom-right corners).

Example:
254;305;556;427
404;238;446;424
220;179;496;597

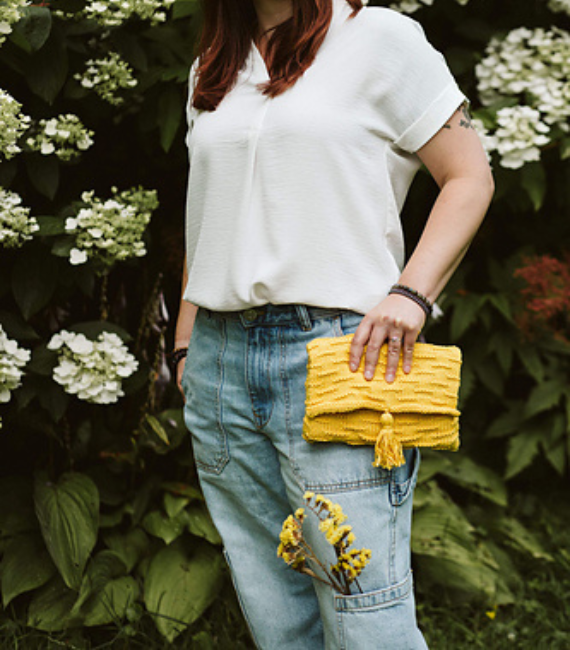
403;364;411;373
350;362;357;372
386;373;395;383
365;369;373;380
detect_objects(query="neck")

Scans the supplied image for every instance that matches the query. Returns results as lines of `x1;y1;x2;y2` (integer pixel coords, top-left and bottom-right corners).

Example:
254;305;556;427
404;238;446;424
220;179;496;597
252;0;293;33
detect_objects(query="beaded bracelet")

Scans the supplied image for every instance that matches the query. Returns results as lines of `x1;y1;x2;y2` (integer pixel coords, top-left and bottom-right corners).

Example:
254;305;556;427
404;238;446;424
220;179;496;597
388;284;433;318
168;347;188;370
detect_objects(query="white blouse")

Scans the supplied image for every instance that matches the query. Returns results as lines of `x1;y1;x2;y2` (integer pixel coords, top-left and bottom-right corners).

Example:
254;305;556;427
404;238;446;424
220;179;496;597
182;0;467;314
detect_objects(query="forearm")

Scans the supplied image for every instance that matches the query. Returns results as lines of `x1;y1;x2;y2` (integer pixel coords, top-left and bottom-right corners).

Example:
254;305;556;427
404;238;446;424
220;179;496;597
174;254;199;348
398;175;493;303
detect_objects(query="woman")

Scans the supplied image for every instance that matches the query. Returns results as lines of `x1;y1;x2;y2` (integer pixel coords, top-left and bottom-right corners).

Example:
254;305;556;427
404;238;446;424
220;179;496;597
173;0;494;647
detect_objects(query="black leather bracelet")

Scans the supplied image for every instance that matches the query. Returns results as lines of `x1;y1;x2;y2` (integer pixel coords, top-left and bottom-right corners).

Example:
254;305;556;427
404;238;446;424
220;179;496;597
168;347;188;370
388;284;433;318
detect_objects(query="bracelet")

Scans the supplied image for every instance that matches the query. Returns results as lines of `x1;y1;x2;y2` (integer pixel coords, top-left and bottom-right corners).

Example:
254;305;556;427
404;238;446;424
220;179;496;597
168;346;188;369
388;284;433;318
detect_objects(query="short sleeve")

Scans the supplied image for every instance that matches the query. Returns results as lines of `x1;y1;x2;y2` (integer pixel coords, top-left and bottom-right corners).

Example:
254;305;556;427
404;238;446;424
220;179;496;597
373;12;468;153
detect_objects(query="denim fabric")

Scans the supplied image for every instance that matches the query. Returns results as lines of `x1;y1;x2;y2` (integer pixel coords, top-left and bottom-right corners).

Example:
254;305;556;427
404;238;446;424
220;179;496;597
181;305;428;650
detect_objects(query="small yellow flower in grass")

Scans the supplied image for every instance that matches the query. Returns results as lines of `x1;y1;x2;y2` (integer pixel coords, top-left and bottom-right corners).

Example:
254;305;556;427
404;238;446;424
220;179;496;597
485;605;498;620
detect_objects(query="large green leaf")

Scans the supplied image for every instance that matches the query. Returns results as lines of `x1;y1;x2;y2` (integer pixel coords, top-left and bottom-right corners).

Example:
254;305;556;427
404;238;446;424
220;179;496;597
34;472;99;590
25;154;60;200
433;455;508;507
27;576;78;631
103;529;150;573
82;577;140;627
11;246;59;319
186;505;222;545
0;533;56;606
24;26;68;103
71;550;127;617
144;542;223;642
142;510;187;545
158;85;183;152
14;6;52;51
524;380;565;418
505;428;542;480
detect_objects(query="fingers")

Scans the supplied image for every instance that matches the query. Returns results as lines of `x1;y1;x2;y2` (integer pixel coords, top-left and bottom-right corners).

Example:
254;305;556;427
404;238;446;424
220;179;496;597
348;296;425;382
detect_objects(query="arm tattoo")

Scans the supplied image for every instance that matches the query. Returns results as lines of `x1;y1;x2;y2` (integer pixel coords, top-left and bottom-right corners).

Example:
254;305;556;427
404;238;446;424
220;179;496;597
442;102;474;131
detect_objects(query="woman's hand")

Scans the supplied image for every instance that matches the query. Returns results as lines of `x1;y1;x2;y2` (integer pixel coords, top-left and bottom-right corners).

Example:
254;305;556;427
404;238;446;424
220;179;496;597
349;294;426;382
176;357;187;402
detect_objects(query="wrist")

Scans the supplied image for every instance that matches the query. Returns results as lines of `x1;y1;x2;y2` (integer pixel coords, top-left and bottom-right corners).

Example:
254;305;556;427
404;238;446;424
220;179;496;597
388;283;433;319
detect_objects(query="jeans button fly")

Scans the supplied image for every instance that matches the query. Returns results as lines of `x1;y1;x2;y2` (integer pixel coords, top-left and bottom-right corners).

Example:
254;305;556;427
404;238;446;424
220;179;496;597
243;309;258;322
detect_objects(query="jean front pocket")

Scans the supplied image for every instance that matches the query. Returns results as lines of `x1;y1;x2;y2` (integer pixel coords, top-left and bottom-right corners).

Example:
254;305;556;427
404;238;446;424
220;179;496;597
182;311;230;475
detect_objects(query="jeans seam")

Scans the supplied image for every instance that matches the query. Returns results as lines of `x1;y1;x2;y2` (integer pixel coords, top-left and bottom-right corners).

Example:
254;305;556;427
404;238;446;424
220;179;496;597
280;328;303;483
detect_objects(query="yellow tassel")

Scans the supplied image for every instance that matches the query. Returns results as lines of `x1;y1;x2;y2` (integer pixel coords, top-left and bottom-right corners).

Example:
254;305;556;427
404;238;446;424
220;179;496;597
373;413;405;469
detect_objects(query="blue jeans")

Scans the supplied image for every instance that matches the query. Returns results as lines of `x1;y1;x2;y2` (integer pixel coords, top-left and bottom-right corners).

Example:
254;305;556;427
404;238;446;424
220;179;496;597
181;305;428;650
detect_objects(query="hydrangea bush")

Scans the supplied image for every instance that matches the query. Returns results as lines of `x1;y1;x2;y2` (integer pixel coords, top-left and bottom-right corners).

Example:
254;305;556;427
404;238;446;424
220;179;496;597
47;330;138;404
0;88;30;159
74;52;138;105
0;188;39;247
0;324;30;403
26;114;94;161
81;0;176;27
0;0;28;46
64;187;158;269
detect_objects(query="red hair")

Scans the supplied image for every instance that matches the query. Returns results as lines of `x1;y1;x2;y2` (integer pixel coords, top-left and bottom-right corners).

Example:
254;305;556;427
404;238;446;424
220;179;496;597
193;0;363;111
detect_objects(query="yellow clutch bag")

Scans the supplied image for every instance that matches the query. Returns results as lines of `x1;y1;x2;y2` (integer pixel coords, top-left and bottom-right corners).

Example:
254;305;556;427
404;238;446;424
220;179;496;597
303;335;462;470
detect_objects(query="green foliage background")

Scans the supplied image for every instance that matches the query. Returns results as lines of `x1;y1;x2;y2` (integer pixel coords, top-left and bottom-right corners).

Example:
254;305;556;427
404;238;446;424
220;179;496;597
0;0;569;644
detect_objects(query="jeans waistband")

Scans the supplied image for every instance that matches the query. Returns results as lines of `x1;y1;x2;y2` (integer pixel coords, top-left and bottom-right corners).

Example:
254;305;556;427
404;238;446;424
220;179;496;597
203;304;355;331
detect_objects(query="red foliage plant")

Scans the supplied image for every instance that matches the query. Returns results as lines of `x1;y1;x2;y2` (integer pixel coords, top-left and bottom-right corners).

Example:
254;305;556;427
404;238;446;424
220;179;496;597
513;254;570;342
193;0;363;111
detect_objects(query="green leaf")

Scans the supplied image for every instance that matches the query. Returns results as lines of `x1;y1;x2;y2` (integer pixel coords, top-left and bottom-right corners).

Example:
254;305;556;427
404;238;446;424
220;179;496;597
161;482;204;503
505;429;542;480
158;85;183;153
0;310;40;340
486;407;523;439
142;510;186;545
474;356;505;396
186;506;222;545
524;380;565;418
50;237;74;258
492;517;553;562
103;529;150;573
518;345;545;382
144;542;223;642
24;26;68;104
560;137;570;160
34;472;99;590
71;550;127;617
172;0;200;19
36;215;67;236
521;162;547;212
164;493;189;519
27;576;78;631
543;437;566;476
450;294;485;340
37;381;69;422
25;154;60;200
145;414;170;445
14;6;52;52
11;246;59;319
0;533;56;607
437;456;508;507
27;344;58;376
83;577;140;627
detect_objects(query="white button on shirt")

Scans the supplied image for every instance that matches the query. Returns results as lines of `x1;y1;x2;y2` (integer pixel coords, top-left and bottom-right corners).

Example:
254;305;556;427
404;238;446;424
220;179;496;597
183;0;467;314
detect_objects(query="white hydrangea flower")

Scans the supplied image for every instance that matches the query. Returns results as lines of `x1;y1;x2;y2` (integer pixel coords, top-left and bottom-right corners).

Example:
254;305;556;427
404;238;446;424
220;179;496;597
490;106;551;169
389;0;468;13
476;27;570;131
548;0;570;15
0;325;30;403
0;0;28;46
0;188;39;248
64;187;158;269
74;52;138;106
0;88;31;160
26;114;94;161
48;330;138;404
81;0;175;27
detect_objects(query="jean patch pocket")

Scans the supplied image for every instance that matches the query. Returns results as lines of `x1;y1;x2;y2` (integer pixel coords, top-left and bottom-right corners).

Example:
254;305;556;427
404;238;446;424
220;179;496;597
182;312;230;475
336;311;364;337
334;571;418;650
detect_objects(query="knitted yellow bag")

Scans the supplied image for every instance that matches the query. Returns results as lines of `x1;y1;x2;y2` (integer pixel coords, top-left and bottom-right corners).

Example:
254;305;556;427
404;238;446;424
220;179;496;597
303;335;462;470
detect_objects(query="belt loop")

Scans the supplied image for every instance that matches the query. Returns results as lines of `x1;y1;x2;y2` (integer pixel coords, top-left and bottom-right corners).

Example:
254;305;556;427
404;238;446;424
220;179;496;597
295;305;313;331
